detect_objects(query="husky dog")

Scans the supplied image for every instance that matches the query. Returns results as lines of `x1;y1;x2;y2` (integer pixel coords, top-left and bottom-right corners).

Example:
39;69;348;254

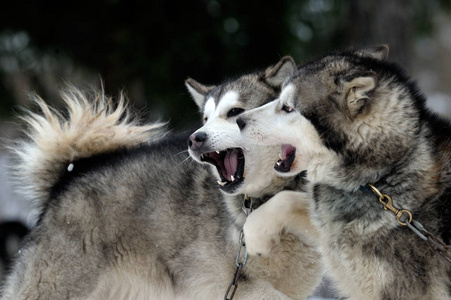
1;57;322;300
237;46;451;299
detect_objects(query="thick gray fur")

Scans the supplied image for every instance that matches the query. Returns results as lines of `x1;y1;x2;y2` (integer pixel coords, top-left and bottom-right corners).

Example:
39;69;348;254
1;58;322;299
241;45;451;299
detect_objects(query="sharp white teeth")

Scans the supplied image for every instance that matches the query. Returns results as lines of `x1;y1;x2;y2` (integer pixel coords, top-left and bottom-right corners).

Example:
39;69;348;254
279;154;283;160
216;151;220;154
217;181;227;186
201;154;204;159
231;175;235;182
276;161;282;166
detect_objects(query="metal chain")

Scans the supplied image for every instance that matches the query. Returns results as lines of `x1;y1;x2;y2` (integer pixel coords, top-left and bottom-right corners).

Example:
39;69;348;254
224;195;253;300
367;184;451;263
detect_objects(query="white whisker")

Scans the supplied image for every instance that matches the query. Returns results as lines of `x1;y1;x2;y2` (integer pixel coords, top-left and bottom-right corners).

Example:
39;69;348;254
176;154;193;168
174;149;189;157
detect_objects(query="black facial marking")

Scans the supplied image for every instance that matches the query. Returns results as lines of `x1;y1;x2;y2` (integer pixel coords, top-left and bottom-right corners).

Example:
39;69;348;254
227;108;245;118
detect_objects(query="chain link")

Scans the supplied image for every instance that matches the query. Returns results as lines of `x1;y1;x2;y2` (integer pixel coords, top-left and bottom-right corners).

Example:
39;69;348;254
224;263;243;300
241;194;253;216
367;184;451;264
235;231;248;267
224;195;253;300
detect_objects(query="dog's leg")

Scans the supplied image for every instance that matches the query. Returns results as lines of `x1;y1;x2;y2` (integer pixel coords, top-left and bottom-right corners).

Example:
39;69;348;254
232;279;294;300
243;190;318;257
1;227;105;300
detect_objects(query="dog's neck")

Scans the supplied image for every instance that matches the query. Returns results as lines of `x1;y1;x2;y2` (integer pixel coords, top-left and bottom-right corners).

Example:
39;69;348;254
321;128;447;212
307;131;431;194
227;172;308;228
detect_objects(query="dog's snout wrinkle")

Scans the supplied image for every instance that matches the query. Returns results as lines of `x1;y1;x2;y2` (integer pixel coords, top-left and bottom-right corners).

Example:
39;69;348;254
236;117;246;130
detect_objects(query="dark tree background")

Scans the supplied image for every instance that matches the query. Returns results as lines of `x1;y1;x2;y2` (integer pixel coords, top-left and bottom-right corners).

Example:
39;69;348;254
0;0;449;131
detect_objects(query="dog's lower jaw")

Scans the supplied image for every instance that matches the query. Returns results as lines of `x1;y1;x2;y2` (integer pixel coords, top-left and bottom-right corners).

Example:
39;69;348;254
187;148;204;164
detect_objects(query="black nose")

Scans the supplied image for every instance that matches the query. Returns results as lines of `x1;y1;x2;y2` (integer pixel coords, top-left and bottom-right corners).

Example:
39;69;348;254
236;117;246;130
188;131;207;149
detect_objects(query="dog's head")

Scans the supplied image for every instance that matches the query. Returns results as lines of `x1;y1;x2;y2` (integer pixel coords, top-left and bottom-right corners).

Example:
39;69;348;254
239;45;422;188
186;57;296;195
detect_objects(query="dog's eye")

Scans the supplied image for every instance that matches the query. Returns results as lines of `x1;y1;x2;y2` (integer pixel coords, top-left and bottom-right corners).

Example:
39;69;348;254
203;116;208;123
227;108;245;118
282;104;294;113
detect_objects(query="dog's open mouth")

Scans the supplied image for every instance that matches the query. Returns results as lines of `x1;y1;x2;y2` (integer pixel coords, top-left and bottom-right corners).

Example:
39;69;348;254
201;148;245;191
275;144;296;172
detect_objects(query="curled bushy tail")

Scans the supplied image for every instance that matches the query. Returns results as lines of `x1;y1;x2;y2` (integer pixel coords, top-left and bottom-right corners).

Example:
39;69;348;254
9;85;166;206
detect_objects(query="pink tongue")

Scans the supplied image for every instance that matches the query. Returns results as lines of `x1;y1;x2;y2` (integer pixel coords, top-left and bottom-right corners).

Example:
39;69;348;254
224;149;239;181
282;144;295;159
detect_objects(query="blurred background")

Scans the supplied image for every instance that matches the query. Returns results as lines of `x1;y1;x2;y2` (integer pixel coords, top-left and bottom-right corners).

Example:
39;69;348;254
0;0;450;294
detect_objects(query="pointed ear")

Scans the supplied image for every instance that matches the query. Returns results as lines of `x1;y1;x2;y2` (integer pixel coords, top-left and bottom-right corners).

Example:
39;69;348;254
185;78;215;110
263;56;296;87
342;71;377;119
354;45;389;60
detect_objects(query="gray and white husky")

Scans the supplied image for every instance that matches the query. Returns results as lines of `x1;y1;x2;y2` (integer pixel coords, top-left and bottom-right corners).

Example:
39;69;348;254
238;46;451;299
0;57;322;299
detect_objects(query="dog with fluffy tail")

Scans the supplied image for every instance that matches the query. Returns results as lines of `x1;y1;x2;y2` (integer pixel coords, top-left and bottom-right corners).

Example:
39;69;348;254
9;87;165;208
2;87;166;299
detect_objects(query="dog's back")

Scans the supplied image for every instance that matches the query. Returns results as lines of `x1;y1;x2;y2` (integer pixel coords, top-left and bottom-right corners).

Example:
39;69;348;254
9;87;165;208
